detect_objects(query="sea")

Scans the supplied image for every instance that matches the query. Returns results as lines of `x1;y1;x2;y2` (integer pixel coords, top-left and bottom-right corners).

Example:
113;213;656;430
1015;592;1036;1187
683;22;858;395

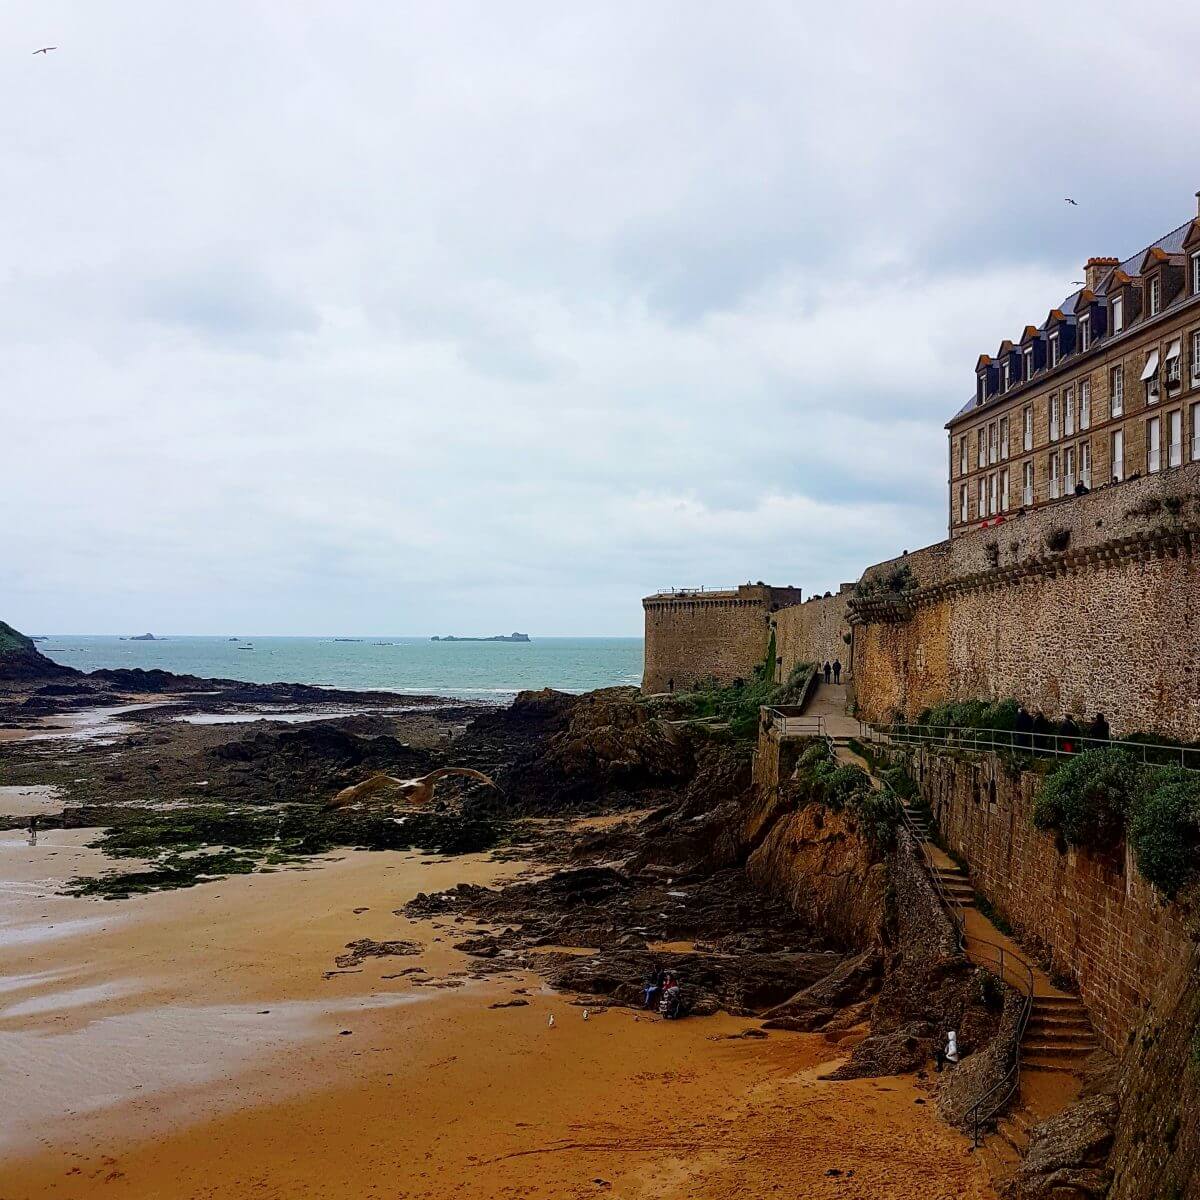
36;636;645;703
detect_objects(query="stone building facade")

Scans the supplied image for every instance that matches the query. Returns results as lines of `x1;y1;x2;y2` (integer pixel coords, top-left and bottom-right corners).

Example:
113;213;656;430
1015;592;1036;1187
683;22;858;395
641;584;803;693
948;195;1200;538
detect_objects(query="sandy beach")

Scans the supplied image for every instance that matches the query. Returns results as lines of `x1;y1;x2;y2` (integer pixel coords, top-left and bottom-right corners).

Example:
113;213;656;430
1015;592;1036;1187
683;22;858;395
0;821;995;1200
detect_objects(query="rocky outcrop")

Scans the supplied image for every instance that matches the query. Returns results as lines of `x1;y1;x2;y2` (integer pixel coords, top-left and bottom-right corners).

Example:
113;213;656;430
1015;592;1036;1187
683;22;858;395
999;1092;1118;1199
0;620;76;682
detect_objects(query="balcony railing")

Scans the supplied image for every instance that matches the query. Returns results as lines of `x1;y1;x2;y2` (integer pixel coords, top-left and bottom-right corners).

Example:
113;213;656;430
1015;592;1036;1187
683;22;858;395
1049;478;1061;499
1169;441;1183;468
1063;471;1075;494
1149;448;1162;473
1022;485;1033;505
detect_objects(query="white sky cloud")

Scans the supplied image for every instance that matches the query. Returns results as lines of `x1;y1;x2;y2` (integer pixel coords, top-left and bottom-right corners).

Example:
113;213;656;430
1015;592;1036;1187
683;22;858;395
4;1;1200;634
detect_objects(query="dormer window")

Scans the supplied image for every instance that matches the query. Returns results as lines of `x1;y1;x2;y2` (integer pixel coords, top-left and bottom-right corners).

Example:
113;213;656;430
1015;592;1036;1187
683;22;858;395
1078;314;1090;352
1024;347;1034;380
1002;360;1011;391
1049;331;1061;367
977;374;987;404
1112;294;1124;333
1192;250;1200;296
1149;274;1162;316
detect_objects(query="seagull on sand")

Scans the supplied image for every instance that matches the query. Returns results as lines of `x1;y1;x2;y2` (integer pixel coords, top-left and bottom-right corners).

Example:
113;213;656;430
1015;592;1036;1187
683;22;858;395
33;46;57;55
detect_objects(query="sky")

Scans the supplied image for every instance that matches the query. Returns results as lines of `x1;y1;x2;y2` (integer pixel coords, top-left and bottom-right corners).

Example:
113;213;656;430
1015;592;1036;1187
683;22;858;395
4;3;1200;636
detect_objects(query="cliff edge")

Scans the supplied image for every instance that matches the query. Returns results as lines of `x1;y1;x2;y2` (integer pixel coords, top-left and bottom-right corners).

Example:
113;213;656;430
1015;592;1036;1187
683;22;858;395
0;621;76;682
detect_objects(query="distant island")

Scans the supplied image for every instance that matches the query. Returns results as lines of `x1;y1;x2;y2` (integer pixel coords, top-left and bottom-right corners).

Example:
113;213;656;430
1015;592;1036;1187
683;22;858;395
129;633;159;641
431;632;531;643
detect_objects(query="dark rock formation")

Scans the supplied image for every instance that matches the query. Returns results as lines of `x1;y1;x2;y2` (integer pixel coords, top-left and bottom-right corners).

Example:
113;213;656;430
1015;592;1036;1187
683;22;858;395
999;1093;1118;1199
0;620;76;682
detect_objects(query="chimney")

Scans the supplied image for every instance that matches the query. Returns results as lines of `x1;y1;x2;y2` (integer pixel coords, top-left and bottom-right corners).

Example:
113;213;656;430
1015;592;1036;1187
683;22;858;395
1084;256;1120;292
1195;189;1200;217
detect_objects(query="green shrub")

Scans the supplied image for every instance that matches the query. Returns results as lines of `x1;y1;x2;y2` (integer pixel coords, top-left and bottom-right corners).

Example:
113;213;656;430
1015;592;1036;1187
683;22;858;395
1128;767;1200;897
846;785;901;850
823;763;872;811
1033;748;1139;850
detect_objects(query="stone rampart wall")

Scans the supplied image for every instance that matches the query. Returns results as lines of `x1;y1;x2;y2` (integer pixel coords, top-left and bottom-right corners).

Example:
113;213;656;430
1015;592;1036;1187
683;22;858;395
773;592;851;681
641;585;802;693
853;526;1200;738
913;747;1195;1054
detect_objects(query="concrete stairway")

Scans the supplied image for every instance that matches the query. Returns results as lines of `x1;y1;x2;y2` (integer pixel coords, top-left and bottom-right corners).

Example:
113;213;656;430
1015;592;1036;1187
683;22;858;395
1021;995;1098;1072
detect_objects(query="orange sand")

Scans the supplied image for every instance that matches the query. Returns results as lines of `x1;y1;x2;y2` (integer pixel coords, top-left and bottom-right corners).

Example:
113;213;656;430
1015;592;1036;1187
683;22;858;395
0;827;996;1199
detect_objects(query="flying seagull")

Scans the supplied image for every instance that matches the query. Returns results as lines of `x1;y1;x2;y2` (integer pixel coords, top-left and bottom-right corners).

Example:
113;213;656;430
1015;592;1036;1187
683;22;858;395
1064;198;1078;205
325;767;498;810
33;46;57;54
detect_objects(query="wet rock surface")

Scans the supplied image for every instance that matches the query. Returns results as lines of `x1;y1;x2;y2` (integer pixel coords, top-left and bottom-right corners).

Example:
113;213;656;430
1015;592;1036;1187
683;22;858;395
406;860;855;1018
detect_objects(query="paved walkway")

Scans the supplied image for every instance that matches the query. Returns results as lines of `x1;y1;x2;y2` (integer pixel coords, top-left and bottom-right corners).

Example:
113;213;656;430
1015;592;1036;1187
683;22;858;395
805;681;861;741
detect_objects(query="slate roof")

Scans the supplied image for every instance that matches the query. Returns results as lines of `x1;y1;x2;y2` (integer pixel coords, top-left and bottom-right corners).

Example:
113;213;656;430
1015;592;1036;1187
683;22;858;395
949;217;1196;424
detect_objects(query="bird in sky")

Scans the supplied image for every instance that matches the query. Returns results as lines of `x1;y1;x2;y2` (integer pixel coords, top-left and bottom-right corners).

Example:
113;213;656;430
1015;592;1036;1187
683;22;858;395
1064;198;1078;205
325;767;498;809
33;46;57;54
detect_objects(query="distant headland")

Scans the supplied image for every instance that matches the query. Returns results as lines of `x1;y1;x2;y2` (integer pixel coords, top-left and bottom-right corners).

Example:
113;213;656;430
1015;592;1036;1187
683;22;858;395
431;632;531;643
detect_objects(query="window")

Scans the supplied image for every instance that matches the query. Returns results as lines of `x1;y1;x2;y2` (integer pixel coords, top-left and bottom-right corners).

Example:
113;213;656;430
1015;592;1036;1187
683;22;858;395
999;415;1009;460
978;373;988;404
978;476;987;519
989;472;998;515
1193;405;1200;462
1149;274;1161;316
1080;440;1091;489
1049;394;1060;441
1166;339;1182;389
1143;350;1161;405
1112;294;1124;333
977;429;987;469
959;484;969;524
1192;331;1200;387
1049;452;1061;499
1064;385;1075;436
1079;315;1091;352
1193;251;1200;297
1023;405;1033;451
1000;467;1009;511
958;436;967;476
1080;379;1090;429
1024;347;1034;380
988;421;998;465
1148;415;1161;473
1022;460;1034;506
1111;428;1124;483
1049;331;1061;367
1169;409;1182;468
1064;446;1076;494
1002;360;1011;391
1110;365;1124;416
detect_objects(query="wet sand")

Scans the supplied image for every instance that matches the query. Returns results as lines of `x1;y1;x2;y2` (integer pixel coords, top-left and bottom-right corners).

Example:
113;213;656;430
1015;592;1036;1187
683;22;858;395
0;829;996;1199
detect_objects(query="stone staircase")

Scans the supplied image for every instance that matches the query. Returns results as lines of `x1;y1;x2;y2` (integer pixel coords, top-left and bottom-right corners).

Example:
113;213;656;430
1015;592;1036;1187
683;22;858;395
1021;995;1098;1072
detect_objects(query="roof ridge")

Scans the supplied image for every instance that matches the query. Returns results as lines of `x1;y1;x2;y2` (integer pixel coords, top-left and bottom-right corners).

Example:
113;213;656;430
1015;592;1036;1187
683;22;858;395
1119;217;1193;275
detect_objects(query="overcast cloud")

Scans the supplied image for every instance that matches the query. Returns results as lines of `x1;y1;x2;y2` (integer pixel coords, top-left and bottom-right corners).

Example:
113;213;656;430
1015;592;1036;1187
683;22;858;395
4;2;1199;635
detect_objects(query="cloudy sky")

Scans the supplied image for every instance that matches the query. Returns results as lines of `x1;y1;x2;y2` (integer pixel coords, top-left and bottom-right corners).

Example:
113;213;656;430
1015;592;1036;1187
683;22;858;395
4;3;1199;636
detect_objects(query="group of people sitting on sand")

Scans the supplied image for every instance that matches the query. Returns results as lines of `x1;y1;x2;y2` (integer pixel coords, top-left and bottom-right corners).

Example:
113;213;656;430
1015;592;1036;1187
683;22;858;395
641;969;684;1020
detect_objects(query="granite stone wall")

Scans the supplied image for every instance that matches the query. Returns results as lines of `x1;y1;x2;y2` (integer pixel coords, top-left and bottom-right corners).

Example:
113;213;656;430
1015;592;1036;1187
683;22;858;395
641;585;802;693
773;592;852;682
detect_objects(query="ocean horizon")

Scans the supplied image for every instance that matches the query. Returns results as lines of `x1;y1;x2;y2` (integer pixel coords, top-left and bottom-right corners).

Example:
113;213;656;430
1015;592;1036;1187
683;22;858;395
37;635;645;702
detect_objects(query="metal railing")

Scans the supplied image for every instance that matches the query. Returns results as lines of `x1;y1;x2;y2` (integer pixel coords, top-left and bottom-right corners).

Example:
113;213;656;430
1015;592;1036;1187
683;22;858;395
860;722;1200;771
882;768;1035;1148
768;708;826;739
655;585;739;596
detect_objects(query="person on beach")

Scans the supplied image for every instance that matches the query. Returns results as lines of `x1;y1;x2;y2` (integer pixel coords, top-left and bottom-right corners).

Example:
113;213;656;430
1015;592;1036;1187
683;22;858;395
935;1030;959;1071
832;660;842;684
642;969;664;1010
823;661;832;684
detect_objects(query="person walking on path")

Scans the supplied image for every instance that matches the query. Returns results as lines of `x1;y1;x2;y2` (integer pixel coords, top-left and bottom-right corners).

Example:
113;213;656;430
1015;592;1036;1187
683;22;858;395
832;660;842;684
823;661;832;684
1087;712;1110;748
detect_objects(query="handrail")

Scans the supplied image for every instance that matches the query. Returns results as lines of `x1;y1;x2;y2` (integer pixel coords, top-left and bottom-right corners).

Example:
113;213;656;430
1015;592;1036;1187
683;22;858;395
862;722;1200;771
768;710;826;739
877;767;1036;1149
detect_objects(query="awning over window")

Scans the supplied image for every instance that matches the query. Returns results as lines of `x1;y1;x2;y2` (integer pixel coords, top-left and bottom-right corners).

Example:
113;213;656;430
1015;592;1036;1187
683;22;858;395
1165;338;1182;362
1141;350;1161;380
